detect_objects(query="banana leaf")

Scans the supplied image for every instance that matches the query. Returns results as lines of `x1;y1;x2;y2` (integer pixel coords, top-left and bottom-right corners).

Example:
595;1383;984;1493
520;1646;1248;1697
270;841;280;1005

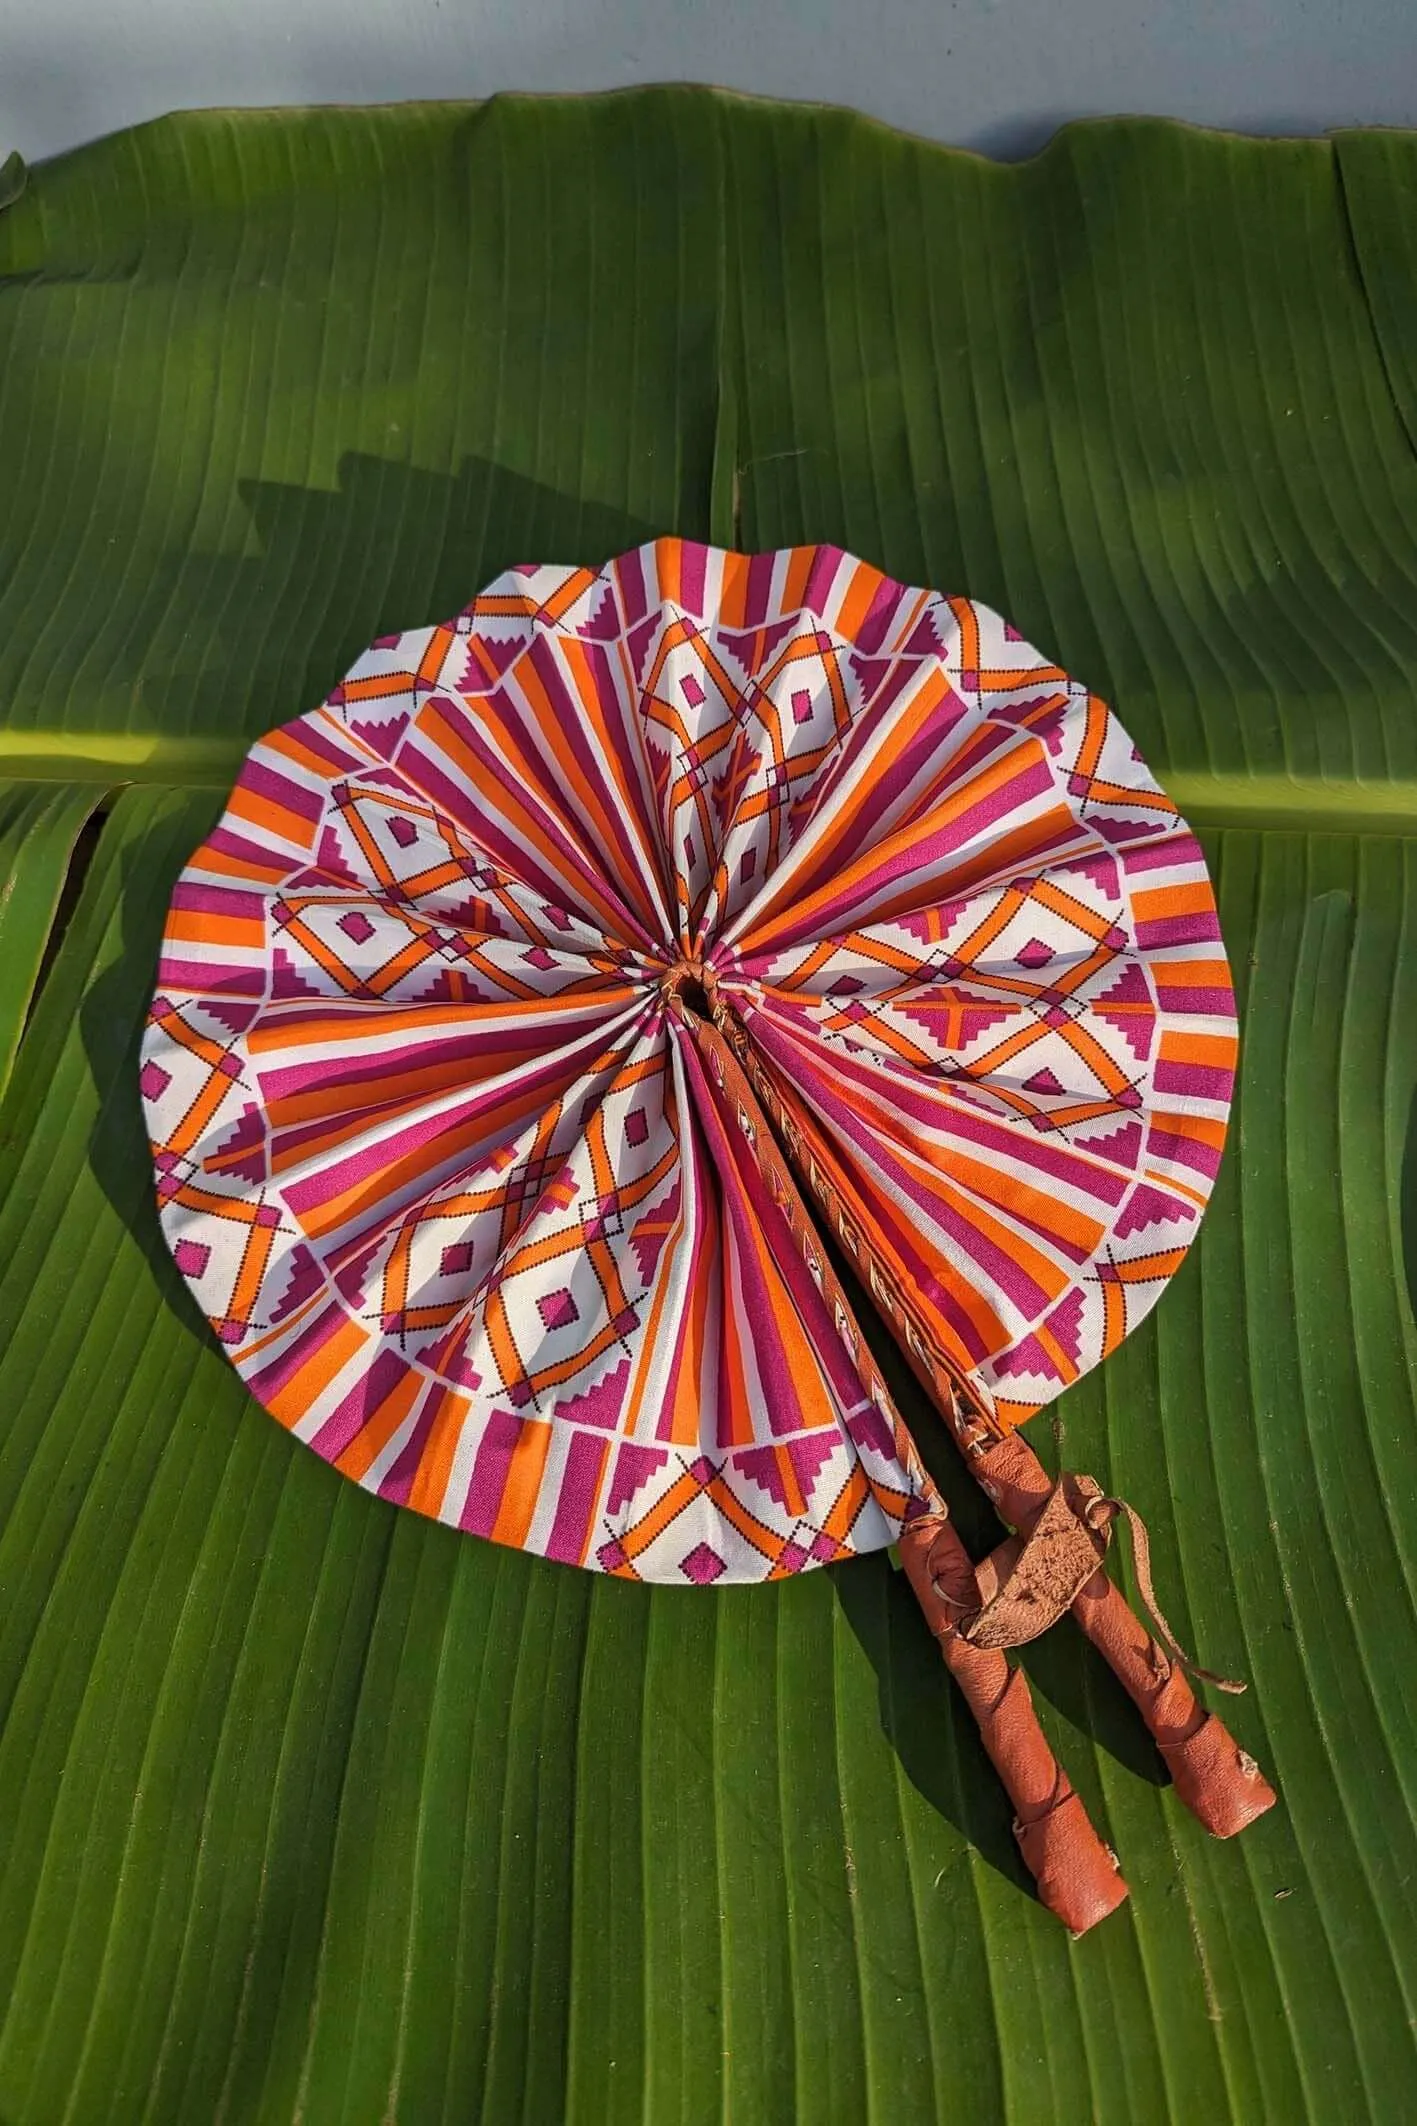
1;91;1415;2124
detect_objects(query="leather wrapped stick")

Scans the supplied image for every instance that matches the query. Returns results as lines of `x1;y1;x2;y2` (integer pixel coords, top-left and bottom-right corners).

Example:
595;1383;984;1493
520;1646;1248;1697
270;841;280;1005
677;994;1128;1933
898;1504;1129;1935
954;1425;1276;1839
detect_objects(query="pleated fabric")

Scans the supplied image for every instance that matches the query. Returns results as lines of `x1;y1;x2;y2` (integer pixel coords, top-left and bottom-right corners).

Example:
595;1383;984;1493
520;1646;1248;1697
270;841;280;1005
141;541;1235;1584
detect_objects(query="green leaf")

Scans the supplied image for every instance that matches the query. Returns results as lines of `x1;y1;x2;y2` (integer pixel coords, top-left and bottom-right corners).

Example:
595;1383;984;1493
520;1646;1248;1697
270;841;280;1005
1;93;1416;2123
0;151;25;215
1335;130;1417;454
0;782;100;1099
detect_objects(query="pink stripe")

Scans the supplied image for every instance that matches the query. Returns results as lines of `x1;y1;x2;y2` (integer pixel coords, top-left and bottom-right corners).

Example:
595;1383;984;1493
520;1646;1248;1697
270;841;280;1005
378;1383;447;1505
310;1348;410;1459
1122;833;1203;876
280;1095;491;1212
680;1041;806;1440
246;1303;351;1403
750;1010;1127;1205
527;635;663;933
933;1102;1130;1206
207;824;289;871
744;552;776;627
678;540;708;616
240;757;323;824
750;1028;1055;1319
1135;911;1222;948
158;955;263;995
803;545;845;616
171;882;267;919
1159;984;1234;1015
1154;1059;1233;1102
459;1408;523;1533
789;752;1057;931
854;577;906;654
260;1029;522;1104
855;657;923;726
544;1430;608;1564
1147;1124;1224;1179
289;718;367;773
617;545;648;626
844;1193;995;1365
410;700;657;948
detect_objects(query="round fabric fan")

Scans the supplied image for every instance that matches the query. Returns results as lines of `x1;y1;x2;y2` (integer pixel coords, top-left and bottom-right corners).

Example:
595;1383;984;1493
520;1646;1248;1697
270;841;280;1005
142;541;1268;1931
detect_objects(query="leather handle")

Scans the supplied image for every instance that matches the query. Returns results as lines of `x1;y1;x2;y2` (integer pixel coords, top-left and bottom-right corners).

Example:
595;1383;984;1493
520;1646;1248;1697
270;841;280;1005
898;1512;1129;1934
970;1435;1276;1839
682;1007;1130;1929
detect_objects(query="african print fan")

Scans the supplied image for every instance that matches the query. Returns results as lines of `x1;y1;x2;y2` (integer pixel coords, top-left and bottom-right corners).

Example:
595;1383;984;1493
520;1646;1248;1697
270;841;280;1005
142;539;1275;1933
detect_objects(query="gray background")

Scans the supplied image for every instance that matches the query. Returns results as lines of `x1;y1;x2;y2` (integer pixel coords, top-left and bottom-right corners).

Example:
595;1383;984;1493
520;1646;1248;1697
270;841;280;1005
2;0;1414;168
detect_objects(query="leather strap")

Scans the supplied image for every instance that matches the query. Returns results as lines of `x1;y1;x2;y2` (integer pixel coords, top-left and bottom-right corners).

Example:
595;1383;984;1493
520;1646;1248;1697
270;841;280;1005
1081;1484;1247;1695
955;1475;1110;1649
917;1472;1246;1692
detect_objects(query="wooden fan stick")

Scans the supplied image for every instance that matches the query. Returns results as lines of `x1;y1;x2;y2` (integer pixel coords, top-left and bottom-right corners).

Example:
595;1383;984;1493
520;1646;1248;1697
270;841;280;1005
707;994;1275;1846
674;981;1128;1933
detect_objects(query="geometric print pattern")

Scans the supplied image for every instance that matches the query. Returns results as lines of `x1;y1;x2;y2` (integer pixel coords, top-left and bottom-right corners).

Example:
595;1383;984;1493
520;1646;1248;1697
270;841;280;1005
142;539;1237;1584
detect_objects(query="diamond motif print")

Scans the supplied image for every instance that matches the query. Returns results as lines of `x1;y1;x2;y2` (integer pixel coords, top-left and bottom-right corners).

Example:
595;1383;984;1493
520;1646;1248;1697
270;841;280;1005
141;540;1234;1584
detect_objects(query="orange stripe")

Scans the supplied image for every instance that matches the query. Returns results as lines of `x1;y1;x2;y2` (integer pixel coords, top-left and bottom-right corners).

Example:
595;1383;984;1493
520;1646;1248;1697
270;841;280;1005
703;1477;780;1560
783;545;816;613
1133;880;1215;921
654;536;681;606
336;1367;426;1480
718;551;750;630
247;986;637;1053
1144;1165;1209;1210
821;1462;871;1543
342;671;415;702
745;739;1073;954
835;558;883;642
664;1229;713;1447
947;596;980;670
408;1386;473;1516
1117;1247;1189;1283
227;1219;281;1333
1153;959;1232;989
416;625;455;687
620;1467;706;1556
1158;1029;1238;1067
718;1273;758;1449
295;1115;490;1238
945;1151;1106;1256
265;1314;368;1429
777;1444;806;1519
189;844;288;885
164;911;263;949
491;1418;554;1548
1150;1109;1227;1149
225;785;312;842
541;568;598;622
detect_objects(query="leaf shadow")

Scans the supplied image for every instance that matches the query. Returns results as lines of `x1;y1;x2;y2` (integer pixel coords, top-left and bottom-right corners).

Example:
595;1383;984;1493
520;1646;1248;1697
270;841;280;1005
79;447;659;1294
108;449;662;743
78;802;229;1346
1402;1078;1417;1334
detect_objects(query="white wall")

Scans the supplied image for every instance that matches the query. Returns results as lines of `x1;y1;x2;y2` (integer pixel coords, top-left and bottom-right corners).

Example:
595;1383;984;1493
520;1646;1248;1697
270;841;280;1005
1;0;1412;168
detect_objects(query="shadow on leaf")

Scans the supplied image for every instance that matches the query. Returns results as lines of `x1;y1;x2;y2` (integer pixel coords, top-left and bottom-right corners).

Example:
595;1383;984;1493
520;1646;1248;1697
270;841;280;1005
108;449;661;740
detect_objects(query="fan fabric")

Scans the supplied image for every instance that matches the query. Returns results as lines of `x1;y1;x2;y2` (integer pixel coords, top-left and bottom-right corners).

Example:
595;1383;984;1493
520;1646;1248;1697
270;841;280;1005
141;541;1236;1585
